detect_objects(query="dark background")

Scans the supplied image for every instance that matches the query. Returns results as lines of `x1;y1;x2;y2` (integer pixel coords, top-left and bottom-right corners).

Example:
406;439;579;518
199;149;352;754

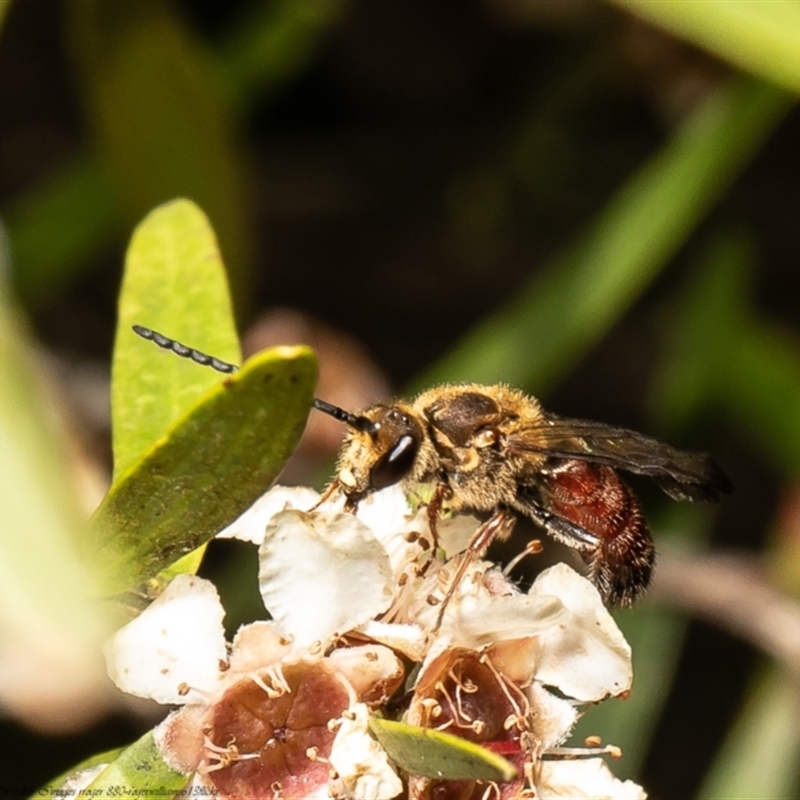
2;1;799;796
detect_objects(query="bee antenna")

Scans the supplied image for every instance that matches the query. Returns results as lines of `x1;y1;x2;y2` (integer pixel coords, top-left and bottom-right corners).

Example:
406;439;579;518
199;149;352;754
312;398;378;435
132;325;239;374
133;326;379;434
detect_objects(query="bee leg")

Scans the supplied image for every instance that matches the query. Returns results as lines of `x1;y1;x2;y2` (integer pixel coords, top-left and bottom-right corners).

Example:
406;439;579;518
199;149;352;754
432;510;513;632
312;478;342;509
519;502;653;607
523;505;599;551
426;482;450;549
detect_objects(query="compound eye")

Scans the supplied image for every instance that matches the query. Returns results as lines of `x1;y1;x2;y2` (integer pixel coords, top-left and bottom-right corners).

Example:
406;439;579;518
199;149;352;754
369;434;419;490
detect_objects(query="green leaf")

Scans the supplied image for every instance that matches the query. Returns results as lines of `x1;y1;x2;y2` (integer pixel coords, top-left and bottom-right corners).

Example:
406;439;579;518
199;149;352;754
613;0;800;95
35;747;126;797
414;77;790;394
6;157;121;309
0;297;109;707
87;345;317;595
66;0;251;303
652;231;800;475
723;323;800;476
112;198;240;480
221;0;347;104
6;0;344;311
698;664;800;800
84;729;188;794
369;717;517;782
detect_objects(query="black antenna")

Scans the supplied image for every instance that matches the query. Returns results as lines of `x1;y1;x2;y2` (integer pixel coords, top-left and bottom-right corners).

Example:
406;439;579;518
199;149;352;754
312;398;379;435
132;325;238;374
132;325;378;434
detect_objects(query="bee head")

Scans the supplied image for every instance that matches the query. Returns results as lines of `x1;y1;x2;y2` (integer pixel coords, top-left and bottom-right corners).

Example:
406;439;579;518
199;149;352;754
313;398;423;497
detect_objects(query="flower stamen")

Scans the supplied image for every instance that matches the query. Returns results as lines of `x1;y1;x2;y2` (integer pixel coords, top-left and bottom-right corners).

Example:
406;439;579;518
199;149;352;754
480;653;531;730
503;540;544;576
200;734;259;773
436;679;477;731
480;781;502;800
259;663;293;697
545;744;623;760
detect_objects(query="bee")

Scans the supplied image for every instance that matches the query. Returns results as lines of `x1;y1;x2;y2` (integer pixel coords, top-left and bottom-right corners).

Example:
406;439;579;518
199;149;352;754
133;326;733;606
313;384;732;606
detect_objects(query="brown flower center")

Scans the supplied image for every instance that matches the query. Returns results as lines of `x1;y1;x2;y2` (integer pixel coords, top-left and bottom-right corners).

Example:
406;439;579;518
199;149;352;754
206;661;350;798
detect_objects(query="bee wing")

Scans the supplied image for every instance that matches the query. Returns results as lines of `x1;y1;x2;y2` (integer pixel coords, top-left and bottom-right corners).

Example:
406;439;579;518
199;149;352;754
509;414;733;502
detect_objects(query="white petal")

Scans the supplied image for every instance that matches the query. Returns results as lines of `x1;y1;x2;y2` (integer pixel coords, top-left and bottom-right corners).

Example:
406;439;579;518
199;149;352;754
259;509;394;648
528;683;579;752
356;620;428;661
354;484;413;538
414;632;454;687
217;485;321;544
356;486;430;578
104;575;227;704
329;703;403;800
411;560;567;649
327;644;404;702
448;591;567;650
229;620;293;674
437;513;482;557
529;564;632;702
538;758;647;799
155;704;208;774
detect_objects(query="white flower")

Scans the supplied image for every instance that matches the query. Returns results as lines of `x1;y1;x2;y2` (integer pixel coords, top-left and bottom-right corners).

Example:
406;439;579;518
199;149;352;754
401;558;639;798
105;485;646;799
105;569;404;797
217;485;322;545
105;574;228;705
529;563;633;702
258;507;395;648
538;757;648;800
329;703;404;800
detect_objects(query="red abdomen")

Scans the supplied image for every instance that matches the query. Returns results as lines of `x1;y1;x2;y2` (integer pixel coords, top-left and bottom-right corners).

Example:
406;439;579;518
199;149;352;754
540;459;655;605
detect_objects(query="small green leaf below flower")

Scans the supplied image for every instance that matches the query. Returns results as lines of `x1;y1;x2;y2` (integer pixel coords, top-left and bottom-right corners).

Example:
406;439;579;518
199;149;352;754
36;731;187;796
369;716;517;782
84;729;189;793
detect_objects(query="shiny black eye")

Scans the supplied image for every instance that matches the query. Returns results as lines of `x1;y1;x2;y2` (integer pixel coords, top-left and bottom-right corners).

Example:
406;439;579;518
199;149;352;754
369;434;419;490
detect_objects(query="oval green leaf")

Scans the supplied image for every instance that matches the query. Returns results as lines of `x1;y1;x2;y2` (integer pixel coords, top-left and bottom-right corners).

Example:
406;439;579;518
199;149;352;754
369;717;517;783
35;746;125;797
86;345;317;595
84;729;188;794
112;198;240;480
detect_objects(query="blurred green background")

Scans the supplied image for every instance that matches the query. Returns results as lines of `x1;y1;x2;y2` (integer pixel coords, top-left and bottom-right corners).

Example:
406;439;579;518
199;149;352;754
2;0;800;796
